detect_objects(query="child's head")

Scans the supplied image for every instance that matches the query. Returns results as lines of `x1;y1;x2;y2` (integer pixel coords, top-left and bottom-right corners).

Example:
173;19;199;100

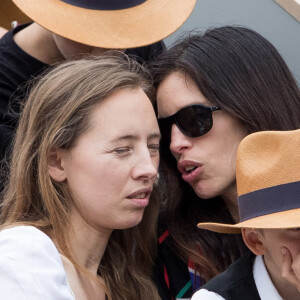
242;228;300;278
197;129;300;284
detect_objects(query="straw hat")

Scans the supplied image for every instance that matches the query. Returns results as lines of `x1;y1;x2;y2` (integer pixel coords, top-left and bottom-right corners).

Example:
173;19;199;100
197;129;300;234
11;0;196;49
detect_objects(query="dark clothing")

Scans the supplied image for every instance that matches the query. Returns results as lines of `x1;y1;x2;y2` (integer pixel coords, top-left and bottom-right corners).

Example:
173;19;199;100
0;23;165;160
125;44;165;66
154;229;195;299
201;252;261;300
153;218;203;300
153;199;248;300
0;24;47;158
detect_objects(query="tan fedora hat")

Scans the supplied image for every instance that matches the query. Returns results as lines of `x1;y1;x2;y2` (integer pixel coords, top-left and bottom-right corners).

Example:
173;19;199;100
197;129;300;234
12;0;196;49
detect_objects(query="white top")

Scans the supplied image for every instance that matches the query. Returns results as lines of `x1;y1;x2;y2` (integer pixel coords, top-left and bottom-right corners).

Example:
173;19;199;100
191;255;283;300
0;226;75;299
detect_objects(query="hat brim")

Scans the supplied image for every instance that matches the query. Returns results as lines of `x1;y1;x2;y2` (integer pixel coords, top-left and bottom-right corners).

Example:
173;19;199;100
197;208;300;234
12;0;196;48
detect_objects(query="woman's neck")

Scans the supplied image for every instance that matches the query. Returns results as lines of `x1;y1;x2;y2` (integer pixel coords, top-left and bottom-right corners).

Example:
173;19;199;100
221;186;240;223
66;212;112;274
13;22;65;64
55;210;110;300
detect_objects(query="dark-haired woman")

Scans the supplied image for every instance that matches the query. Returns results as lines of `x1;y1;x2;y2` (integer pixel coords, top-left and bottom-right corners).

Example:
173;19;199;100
152;26;300;299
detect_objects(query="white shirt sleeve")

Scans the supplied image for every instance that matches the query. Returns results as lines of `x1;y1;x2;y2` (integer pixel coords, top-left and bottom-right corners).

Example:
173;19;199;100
0;226;75;300
191;288;226;300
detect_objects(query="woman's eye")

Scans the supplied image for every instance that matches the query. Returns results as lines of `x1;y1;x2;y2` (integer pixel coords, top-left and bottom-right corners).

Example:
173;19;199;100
148;144;160;154
114;147;132;155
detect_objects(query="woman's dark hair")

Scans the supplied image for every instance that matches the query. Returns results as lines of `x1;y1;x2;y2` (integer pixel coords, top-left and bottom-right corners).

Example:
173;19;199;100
152;26;300;282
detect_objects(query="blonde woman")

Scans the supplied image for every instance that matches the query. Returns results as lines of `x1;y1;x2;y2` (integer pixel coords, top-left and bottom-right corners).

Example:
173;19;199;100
0;55;161;300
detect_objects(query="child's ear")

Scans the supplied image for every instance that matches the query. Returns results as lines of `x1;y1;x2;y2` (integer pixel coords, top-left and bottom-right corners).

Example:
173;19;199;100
242;228;266;255
48;147;67;182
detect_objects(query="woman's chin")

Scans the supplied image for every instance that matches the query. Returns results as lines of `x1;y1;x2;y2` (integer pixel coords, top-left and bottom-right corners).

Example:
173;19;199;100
193;183;218;200
115;212;145;230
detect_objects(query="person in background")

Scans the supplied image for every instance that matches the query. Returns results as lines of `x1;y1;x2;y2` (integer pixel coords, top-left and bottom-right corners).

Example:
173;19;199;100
194;129;300;300
151;26;300;299
0;55;161;300
0;0;195;160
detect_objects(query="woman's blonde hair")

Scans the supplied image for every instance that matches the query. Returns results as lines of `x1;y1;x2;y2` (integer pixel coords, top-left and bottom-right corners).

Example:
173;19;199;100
0;55;160;299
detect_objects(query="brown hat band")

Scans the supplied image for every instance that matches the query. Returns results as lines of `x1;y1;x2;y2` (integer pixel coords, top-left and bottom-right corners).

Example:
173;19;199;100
61;0;146;10
238;181;300;221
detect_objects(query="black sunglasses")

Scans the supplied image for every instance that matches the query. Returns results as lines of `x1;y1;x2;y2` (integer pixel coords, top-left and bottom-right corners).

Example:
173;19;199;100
158;104;221;145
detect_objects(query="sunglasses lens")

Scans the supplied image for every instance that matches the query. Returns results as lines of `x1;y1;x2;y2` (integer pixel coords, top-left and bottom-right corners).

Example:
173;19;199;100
157;105;216;153
176;106;213;137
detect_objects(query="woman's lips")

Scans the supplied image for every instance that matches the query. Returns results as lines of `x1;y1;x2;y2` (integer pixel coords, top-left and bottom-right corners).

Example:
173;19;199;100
181;166;203;183
177;160;203;184
128;198;149;207
126;187;152;207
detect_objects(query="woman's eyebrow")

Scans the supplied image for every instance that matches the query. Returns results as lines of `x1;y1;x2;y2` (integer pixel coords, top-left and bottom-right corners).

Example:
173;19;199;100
148;132;161;140
110;135;137;143
110;132;161;143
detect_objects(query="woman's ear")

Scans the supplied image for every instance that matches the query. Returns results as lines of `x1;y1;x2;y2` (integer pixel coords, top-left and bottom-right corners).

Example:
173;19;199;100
48;147;67;182
242;228;266;256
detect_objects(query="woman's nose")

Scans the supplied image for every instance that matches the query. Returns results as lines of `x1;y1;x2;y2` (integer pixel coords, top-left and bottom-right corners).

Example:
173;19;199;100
169;124;192;157
131;151;158;181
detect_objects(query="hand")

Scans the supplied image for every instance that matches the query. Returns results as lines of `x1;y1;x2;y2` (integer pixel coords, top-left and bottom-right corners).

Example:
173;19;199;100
281;246;300;292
